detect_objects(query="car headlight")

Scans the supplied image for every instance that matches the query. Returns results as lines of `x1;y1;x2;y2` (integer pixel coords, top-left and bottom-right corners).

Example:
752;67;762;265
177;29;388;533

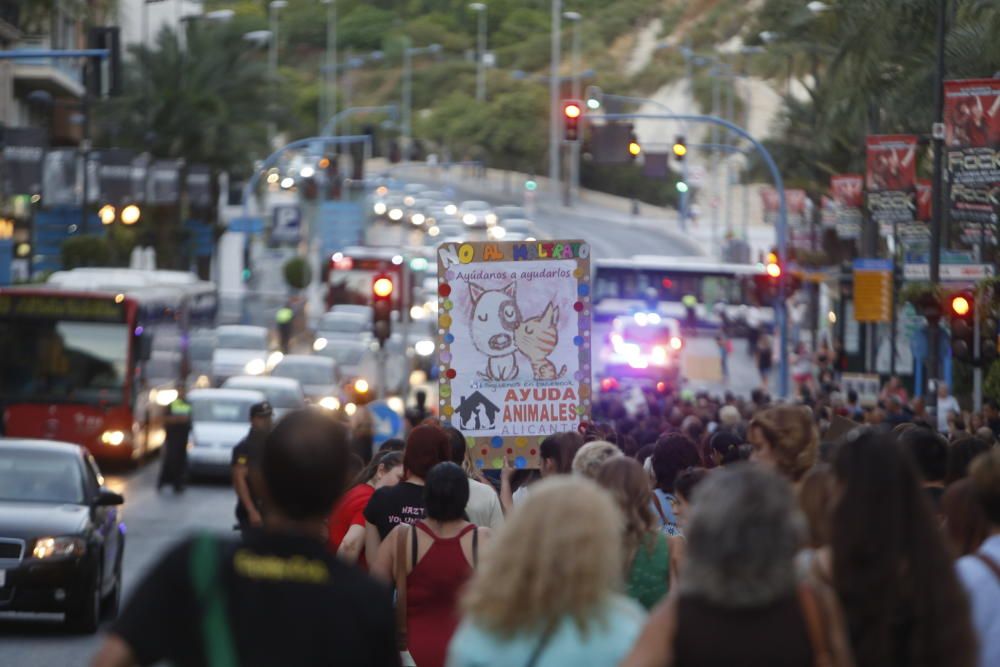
485;213;497;225
404;196;415;206
266;351;284;371
155;388;178;407
354;378;370;394
319;396;341;411
244;358;266;375
33;536;86;559
411;213;425;226
489;226;506;240
463;213;476;225
389;208;404;221
344;402;357;416
444;204;457;215
410;305;426;320
427;225;440;237
100;430;126;446
373;202;387;215
313;337;328;351
652;346;668;364
414;340;435;356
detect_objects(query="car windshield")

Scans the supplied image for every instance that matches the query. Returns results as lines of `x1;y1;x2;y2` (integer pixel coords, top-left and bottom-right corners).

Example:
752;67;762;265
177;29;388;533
273;362;333;385
228;384;302;409
319;315;366;333
463;201;489;210
217;331;266;350
0;320;129;405
320;344;366;365
0;449;84;504
497;207;526;219
191;398;255;423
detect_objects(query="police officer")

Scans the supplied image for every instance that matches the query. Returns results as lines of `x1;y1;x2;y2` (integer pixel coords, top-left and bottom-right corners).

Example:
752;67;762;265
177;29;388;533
275;305;294;354
157;388;191;493
232;401;273;532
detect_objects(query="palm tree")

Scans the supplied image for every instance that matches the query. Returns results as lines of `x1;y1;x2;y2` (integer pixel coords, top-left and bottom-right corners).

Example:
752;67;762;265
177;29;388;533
96;23;272;176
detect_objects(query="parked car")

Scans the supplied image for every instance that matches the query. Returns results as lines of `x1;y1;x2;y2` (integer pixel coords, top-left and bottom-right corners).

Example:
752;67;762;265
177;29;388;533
0;438;125;633
186;388;267;477
221;376;306;420
211;325;271;384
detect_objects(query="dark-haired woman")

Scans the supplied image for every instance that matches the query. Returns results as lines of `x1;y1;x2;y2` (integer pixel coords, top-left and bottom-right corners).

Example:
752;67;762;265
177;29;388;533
650;433;702;536
374;462;491;667
500;430;582;513
365;424;451;565
821;430;977;667
329;450;403;566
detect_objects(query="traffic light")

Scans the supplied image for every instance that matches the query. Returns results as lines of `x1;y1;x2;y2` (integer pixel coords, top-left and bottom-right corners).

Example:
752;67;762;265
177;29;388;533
765;252;782;278
949;291;975;362
372;273;394;347
676;181;689;193
86;26;122;97
752;252;801;305
562;100;582;142
672;135;687;161
628;131;641;160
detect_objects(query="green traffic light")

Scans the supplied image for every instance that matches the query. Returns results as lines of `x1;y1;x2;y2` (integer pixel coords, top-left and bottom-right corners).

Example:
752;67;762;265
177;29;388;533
525;180;538;191
676;181;689;193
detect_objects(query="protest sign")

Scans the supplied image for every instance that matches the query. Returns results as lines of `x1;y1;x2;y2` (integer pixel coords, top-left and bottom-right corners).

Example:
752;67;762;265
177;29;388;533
437;240;592;469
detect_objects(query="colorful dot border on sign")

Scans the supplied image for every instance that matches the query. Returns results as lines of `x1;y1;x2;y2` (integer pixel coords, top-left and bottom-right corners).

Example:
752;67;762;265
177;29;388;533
436;241;592;470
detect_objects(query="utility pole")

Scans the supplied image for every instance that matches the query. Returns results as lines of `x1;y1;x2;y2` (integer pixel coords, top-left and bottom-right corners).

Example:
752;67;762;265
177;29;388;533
469;3;488;102
548;0;561;193
402;38;412;161
321;0;337;134
928;0;947;411
565;11;582;204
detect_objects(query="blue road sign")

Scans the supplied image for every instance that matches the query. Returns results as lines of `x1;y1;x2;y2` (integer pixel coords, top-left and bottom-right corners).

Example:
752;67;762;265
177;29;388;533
369;400;404;448
271;205;302;244
229;216;264;234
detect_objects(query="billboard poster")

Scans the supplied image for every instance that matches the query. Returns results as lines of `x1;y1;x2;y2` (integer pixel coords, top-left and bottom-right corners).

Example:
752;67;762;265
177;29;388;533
437;240;591;469
760;187;808;226
147;160;181;204
831;174;863;240
866;135;917;236
186;164;213;209
96;149;134;205
2;127;47;196
944;78;1000;186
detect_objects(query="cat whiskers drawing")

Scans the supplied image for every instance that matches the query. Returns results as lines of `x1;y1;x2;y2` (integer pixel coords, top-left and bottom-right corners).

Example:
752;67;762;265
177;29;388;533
515;302;567;381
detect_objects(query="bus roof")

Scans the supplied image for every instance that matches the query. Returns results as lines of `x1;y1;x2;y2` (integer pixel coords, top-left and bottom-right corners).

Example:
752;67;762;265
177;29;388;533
47;268;215;294
595;256;765;276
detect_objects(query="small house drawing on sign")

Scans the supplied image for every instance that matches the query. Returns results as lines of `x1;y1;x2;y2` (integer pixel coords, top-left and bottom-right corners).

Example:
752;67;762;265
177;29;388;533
457;391;500;431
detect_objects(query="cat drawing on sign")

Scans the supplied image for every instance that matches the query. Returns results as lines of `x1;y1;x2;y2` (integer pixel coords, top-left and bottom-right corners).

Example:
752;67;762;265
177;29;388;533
469;281;522;381
515;302;567;380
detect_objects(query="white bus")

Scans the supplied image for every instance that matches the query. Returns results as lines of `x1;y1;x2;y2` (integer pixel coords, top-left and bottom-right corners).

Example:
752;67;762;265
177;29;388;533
592;256;774;334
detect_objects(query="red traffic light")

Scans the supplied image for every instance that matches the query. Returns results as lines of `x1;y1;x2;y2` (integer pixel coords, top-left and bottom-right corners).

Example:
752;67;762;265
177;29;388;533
765;252;781;278
372;276;394;299
563;100;582;142
564;102;582;119
950;294;971;317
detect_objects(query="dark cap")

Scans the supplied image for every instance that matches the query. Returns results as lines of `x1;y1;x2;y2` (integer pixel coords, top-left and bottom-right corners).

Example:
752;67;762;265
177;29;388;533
250;401;273;419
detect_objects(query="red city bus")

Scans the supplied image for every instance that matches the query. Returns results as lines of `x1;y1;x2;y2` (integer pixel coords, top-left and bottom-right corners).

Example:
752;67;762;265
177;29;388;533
0;288;164;461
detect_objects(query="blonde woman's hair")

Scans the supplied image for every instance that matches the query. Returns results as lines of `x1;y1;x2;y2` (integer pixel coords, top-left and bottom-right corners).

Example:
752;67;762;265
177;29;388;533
571;440;622;479
461;477;624;636
750;406;818;482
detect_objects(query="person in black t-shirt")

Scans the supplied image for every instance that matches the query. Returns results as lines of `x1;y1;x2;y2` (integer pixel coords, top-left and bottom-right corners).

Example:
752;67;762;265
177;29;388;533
363;424;451;564
232;401;273;531
91;409;399;667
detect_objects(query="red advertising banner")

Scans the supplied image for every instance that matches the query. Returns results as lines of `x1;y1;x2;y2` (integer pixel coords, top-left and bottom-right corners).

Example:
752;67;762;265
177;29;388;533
831;174;864;240
759;187;808;225
866;135;918;236
944;79;1000;246
916;179;932;222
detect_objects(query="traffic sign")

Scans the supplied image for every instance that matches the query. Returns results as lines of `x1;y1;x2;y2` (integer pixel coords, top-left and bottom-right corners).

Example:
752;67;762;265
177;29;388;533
853;259;892;323
902;263;994;281
271;205;302;244
369;400;404;448
228;216;263;234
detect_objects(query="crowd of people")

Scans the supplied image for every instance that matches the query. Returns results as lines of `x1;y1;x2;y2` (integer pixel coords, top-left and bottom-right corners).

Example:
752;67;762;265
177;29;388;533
92;377;1000;667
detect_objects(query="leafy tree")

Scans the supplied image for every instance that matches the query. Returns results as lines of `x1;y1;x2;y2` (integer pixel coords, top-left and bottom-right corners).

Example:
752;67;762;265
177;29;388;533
283;257;312;290
96;25;271;177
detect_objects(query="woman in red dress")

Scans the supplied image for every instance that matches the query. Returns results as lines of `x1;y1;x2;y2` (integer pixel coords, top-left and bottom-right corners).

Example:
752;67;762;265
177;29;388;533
373;462;491;667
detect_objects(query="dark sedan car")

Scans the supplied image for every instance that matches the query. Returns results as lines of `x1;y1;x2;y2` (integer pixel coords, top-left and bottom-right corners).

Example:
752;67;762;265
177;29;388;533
0;438;125;633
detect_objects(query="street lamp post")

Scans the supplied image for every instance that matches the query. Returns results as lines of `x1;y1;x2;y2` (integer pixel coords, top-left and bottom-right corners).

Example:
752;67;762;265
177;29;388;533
469;3;487;102
268;0;288;145
548;0;562;195
401;42;441;162
321;0;337;135
563;11;582;204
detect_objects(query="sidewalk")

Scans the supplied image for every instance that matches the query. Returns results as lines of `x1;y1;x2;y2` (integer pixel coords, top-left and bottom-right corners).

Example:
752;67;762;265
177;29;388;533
388;161;778;260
